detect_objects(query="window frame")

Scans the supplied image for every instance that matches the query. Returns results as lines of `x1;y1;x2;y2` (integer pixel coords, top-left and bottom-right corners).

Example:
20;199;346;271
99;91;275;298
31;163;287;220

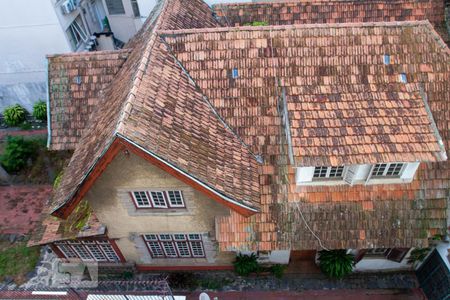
131;191;152;208
55;240;120;262
130;190;185;209
66;15;88;50
370;163;405;178
142;234;205;259
149;191;168;208
104;0;125;15
130;0;140;17
312;166;345;180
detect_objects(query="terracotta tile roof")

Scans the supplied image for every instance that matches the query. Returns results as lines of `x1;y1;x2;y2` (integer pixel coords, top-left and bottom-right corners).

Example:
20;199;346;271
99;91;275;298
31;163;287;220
162;21;450;250
28;199;105;246
47;50;131;151
50;0;260;219
162;22;446;166
213;0;446;27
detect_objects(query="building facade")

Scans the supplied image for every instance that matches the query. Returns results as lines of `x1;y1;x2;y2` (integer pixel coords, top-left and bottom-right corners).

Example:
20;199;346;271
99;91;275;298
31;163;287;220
31;0;450;272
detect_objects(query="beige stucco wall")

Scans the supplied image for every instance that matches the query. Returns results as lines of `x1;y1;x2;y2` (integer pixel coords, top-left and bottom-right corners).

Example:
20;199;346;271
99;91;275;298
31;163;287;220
84;151;234;266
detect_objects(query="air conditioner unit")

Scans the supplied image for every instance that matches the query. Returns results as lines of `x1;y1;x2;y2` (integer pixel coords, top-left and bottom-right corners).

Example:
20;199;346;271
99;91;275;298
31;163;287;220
61;0;77;14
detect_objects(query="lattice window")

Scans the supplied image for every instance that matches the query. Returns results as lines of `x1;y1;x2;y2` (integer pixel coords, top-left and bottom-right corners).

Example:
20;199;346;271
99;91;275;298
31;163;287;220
372;163;404;177
313;166;344;179
142;234;205;258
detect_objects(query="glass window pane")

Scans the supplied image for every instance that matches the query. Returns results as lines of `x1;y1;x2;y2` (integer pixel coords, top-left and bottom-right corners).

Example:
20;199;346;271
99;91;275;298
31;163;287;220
105;0;125;14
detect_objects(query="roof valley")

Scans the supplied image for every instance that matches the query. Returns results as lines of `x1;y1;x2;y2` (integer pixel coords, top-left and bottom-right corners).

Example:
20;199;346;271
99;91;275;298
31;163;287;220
159;35;264;163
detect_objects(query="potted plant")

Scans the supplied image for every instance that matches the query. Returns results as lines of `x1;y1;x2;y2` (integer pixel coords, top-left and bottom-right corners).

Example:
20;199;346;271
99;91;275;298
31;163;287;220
3;104;27;127
317;249;355;279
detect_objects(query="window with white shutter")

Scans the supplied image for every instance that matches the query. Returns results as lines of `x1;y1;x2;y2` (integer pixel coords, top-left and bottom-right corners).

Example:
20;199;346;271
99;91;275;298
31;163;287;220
142;234;205;258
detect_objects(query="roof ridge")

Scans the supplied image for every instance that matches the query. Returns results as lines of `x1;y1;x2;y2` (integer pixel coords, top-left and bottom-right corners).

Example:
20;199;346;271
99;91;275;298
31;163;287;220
213;0;422;6
115;0;170;134
46;49;132;59
158;20;431;36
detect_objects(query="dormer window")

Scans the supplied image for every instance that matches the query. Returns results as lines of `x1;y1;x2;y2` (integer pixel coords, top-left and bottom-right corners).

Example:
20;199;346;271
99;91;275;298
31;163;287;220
371;163;404;177
296;162;419;186
313;166;344;179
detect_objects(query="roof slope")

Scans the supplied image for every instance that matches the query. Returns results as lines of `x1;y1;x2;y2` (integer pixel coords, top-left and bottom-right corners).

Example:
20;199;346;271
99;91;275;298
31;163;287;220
163;21;450;250
163;22;446;166
48;50;131;150
213;0;445;27
50;0;260;217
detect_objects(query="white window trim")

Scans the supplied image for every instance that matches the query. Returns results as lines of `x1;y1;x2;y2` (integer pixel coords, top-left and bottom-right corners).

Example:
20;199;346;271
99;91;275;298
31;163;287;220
142;233;205;259
313;166;345;179
369;162;405;178
167;190;185;208
296;162;419;186
131;191;152;208
55;240;120;262
149;191;168;208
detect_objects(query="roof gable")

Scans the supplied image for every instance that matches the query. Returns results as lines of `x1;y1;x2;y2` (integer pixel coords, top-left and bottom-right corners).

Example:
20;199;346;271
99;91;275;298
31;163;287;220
51;0;260;219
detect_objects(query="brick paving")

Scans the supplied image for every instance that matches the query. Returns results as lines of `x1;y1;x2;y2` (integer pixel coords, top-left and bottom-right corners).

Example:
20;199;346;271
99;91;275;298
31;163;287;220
0;129;47;140
0;185;51;234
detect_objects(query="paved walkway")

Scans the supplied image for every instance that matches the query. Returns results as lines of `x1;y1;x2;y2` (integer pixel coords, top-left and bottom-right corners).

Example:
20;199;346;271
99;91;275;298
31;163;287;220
0;185;51;235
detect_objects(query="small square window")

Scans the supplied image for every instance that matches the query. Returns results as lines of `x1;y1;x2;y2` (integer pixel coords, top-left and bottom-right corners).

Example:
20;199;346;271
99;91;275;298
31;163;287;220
386;163;404;176
313;166;328;178
167;191;185;207
150;191;167;208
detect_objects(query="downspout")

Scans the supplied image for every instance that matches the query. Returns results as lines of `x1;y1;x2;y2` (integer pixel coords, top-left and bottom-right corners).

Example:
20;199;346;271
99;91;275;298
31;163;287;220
46;57;52;149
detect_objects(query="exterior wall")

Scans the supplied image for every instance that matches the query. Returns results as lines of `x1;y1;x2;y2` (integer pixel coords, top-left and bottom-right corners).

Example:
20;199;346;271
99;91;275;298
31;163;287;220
353;249;413;272
0;0;70;112
85;151;234;266
100;0;143;43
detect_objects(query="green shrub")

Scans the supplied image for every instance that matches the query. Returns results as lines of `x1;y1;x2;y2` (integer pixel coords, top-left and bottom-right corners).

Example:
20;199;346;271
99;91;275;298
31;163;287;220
270;264;286;279
407;248;430;265
234;253;259;276
318;249;354;279
244;21;269;26
3;104;27;126
53;171;64;189
0;136;37;173
32;101;47;121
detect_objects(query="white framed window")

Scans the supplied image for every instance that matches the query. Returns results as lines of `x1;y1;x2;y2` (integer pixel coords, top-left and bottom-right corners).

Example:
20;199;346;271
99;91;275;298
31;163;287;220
57;244;78;259
313;166;344;179
371;163;404;177
167;191;185;207
66;15;88;50
105;0;125;15
130;190;185;209
55;240;120;262
150;191;168;208
132;191;152;208
142;234;205;258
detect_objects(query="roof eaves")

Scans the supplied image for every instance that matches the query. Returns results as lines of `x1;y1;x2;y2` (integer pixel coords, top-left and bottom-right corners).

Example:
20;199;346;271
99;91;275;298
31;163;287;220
418;85;448;161
50;134;119;217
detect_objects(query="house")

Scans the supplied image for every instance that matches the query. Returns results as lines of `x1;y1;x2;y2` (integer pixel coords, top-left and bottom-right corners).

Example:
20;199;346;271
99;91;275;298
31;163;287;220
29;0;450;271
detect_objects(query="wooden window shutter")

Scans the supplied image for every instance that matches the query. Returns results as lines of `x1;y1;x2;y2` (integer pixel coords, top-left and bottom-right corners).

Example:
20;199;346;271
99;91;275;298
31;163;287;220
296;167;315;183
386;248;410;263
343;165;359;185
